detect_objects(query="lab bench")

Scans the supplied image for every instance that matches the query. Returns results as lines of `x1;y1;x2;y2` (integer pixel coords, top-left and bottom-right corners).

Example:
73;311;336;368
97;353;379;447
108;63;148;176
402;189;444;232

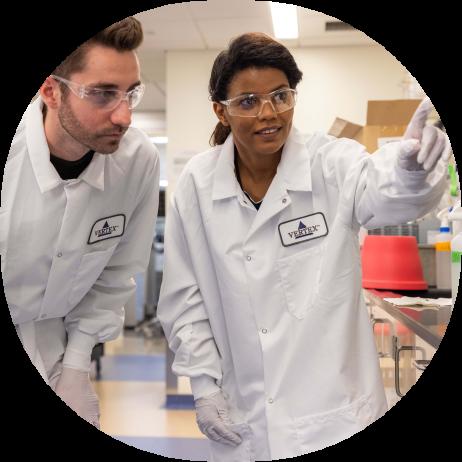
363;288;452;407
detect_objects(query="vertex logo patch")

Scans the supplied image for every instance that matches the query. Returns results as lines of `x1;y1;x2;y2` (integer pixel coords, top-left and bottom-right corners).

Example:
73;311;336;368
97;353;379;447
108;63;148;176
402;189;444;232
88;214;126;244
278;212;328;247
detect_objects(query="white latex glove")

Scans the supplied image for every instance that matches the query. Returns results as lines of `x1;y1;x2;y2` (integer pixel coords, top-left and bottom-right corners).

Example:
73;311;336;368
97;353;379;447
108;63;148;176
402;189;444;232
398;97;451;171
195;390;243;447
53;367;100;429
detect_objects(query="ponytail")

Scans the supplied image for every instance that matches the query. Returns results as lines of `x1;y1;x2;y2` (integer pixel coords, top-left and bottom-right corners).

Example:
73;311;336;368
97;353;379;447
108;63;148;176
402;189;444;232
210;121;231;146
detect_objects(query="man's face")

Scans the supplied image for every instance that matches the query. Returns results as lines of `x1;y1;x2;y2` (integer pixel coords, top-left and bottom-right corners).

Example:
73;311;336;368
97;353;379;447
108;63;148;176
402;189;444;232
58;45;141;154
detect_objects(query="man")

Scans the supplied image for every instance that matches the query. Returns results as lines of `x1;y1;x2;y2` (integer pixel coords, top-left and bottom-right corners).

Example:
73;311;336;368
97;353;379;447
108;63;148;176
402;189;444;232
0;17;159;428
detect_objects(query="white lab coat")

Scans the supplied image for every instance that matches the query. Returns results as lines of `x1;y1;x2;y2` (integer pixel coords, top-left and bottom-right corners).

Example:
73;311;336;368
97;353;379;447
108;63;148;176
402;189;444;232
158;127;446;460
0;97;160;380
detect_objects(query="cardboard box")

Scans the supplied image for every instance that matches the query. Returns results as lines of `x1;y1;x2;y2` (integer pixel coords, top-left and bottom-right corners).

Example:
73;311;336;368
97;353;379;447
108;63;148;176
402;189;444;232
328;99;422;153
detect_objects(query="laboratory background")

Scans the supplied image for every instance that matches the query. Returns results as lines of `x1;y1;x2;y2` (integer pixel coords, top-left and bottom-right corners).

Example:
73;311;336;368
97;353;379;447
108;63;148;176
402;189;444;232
20;1;461;459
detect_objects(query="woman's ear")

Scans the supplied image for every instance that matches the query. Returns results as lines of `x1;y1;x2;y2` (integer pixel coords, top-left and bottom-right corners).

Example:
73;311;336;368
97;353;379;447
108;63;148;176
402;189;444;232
213;102;230;127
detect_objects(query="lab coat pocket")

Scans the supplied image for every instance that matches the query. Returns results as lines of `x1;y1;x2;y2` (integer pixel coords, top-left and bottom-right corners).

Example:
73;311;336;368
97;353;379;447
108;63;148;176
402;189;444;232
277;241;327;319
68;244;117;308
295;395;373;453
209;423;255;462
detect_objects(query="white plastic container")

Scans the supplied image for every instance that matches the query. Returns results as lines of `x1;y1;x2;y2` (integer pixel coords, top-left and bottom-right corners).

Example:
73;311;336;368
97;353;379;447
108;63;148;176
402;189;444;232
427;230;439;245
435;209;452;290
449;202;462;304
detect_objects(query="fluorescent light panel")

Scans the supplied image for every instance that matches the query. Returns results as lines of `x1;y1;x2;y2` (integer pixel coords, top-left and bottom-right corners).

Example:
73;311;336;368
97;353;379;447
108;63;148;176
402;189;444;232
269;2;299;39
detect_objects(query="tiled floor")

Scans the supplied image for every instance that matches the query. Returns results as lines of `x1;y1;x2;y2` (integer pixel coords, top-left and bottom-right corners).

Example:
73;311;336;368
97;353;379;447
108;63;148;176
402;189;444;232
91;331;209;460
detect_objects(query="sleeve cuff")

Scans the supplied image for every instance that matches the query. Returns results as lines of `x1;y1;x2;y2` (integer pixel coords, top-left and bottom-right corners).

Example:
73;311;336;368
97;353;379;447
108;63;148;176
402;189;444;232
190;375;221;400
62;331;97;372
394;161;429;192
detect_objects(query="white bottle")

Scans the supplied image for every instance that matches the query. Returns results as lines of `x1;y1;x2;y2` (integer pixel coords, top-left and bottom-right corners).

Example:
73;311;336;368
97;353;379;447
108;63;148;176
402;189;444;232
449;202;462;305
435;209;452;290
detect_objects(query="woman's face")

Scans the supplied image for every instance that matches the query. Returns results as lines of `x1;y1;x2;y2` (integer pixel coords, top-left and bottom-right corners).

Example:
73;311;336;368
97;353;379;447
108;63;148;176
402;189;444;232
214;67;294;160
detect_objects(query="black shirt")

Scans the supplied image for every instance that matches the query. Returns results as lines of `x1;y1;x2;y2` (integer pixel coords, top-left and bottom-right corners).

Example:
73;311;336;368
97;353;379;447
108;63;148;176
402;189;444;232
234;153;264;210
50;150;95;180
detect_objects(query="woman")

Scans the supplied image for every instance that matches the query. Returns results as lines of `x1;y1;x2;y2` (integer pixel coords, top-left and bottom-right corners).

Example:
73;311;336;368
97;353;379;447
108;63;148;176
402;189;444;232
158;33;449;460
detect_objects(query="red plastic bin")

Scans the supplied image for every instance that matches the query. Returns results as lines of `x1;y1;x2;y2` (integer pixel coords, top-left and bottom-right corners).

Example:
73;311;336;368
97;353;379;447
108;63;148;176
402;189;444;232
361;235;428;290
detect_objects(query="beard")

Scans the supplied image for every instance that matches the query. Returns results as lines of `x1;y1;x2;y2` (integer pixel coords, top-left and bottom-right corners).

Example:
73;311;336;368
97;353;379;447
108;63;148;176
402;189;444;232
58;100;127;154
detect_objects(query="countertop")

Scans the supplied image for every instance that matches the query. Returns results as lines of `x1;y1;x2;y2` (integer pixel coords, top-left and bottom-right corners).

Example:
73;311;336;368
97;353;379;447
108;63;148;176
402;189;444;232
363;288;453;349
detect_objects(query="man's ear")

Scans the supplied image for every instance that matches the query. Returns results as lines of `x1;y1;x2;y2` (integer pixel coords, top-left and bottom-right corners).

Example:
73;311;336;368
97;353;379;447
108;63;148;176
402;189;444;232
213;102;230;126
39;76;61;109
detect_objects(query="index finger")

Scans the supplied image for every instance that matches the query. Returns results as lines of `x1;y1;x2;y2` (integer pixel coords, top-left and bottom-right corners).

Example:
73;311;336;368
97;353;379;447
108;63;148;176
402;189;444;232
403;97;434;141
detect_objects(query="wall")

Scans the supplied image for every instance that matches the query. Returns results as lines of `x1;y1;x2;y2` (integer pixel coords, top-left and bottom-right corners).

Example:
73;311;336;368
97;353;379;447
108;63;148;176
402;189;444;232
290;46;410;134
166;44;412;195
131;111;167;184
166;50;219;198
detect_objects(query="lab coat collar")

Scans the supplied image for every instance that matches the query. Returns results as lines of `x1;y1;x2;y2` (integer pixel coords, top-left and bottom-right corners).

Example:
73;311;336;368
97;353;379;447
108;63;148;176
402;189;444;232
79;153;105;191
277;126;312;192
26;97;63;193
212;134;240;200
26;97;106;192
211;126;312;201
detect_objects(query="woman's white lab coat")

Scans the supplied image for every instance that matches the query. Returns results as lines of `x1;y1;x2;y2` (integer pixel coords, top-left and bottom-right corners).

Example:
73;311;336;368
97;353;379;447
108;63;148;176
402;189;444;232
158;127;446;460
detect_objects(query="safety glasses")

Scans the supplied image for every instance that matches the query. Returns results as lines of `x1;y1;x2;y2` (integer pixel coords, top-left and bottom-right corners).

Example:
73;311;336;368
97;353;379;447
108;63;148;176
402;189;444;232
220;88;297;117
51;75;145;111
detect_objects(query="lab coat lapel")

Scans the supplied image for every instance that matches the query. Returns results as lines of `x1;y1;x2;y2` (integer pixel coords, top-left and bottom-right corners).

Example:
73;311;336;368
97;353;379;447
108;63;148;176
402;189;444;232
246;127;312;240
212;135;239;201
245;175;289;240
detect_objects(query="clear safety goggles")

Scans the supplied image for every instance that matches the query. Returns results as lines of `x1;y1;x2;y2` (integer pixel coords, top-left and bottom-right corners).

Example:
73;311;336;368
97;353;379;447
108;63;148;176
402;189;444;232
51;75;145;111
219;88;297;117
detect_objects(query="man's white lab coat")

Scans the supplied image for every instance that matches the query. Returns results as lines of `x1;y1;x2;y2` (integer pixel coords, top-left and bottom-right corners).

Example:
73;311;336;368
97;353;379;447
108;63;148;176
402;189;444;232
1;98;160;380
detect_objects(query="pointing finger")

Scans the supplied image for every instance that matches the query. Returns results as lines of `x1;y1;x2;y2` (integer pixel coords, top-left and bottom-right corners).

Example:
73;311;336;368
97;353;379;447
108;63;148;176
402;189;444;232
416;125;438;165
423;129;446;171
404;97;433;141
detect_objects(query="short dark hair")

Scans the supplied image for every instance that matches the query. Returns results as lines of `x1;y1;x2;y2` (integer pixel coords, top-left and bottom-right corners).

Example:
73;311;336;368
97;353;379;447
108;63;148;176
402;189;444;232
52;17;143;79
209;32;303;145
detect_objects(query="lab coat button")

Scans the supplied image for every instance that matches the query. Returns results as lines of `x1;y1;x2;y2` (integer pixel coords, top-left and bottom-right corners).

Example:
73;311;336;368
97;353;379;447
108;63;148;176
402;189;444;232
282;198;287;204
57;252;62;258
261;328;268;334
246;255;252;261
268;398;274;404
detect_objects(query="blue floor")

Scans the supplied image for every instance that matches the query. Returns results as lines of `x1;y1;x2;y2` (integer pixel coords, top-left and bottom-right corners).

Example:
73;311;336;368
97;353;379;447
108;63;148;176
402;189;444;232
114;436;209;460
99;355;166;381
102;273;204;456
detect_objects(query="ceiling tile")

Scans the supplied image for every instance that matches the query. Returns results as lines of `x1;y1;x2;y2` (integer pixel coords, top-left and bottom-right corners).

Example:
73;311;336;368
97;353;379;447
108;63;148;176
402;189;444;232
298;16;328;37
197;17;274;48
299;31;376;47
135;4;192;22
138;18;205;50
189;0;269;19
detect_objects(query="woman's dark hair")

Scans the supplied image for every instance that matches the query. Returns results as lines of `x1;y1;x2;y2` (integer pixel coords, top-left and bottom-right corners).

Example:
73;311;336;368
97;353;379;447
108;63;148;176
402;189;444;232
209;32;303;146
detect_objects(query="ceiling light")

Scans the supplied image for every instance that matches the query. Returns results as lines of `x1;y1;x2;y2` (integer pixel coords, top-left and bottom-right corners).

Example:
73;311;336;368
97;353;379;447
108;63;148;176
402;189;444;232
269;2;299;39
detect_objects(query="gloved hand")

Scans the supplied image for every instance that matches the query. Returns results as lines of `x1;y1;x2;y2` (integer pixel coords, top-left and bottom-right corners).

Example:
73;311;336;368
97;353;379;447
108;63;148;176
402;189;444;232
397;97;451;172
53;367;100;429
195;390;243;447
